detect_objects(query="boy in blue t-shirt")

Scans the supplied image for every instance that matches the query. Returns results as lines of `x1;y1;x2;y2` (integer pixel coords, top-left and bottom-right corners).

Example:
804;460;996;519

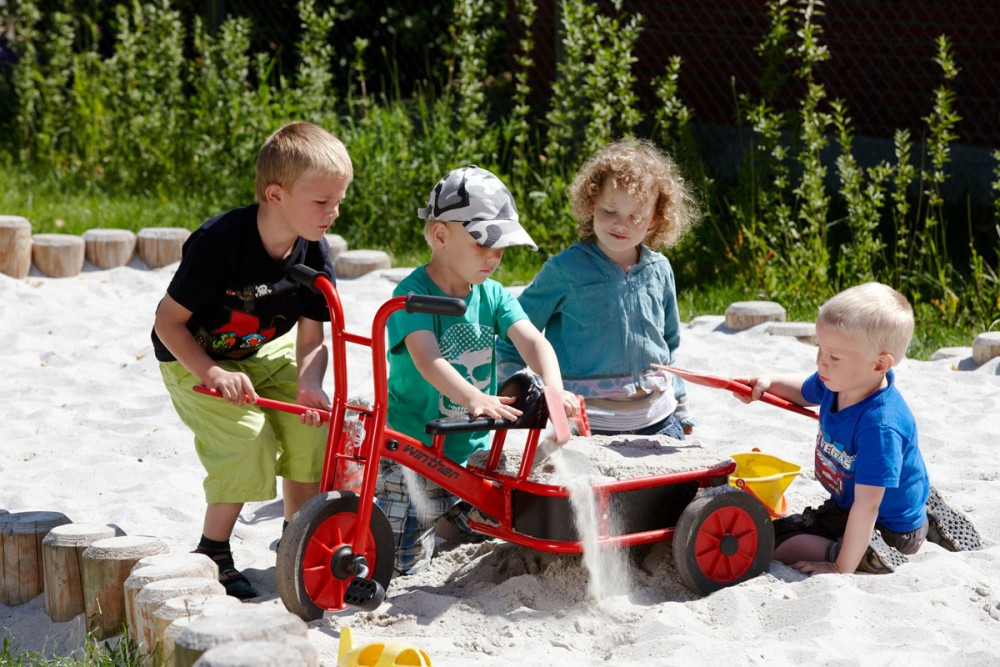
735;283;931;574
378;166;578;575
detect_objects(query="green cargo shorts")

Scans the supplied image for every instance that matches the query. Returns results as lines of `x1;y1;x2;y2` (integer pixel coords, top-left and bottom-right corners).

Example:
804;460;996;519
160;334;326;504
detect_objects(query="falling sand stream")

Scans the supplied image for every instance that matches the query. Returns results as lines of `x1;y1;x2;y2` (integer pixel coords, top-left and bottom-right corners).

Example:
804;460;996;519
547;444;634;600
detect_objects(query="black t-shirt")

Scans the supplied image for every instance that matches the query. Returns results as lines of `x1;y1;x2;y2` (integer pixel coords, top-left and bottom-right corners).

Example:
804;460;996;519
151;204;335;362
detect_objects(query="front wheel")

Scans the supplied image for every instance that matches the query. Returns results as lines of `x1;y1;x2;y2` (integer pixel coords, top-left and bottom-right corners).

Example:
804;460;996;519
276;491;394;621
673;488;774;595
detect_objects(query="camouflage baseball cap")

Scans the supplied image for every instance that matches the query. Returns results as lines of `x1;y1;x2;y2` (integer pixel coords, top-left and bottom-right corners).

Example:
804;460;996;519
418;166;538;251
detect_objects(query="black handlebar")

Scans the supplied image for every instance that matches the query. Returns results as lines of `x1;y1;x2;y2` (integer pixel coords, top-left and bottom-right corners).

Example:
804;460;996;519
290;264;331;292
405;293;467;317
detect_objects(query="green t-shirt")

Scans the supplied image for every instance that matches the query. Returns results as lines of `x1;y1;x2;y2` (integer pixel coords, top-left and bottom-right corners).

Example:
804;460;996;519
387;265;527;464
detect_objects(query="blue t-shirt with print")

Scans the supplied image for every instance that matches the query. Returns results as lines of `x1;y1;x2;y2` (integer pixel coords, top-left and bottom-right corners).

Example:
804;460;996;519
387;265;527;464
801;369;929;532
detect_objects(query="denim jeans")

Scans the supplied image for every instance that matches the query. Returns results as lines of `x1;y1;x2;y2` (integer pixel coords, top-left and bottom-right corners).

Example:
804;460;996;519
590;412;686;440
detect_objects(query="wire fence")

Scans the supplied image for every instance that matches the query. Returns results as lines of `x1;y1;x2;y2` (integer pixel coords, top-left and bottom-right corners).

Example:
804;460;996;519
189;0;999;149
624;0;998;149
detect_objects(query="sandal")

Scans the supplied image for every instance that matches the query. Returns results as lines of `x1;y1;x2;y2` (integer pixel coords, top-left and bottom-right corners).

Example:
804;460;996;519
856;530;908;574
196;549;259;599
926;485;983;552
217;563;258;599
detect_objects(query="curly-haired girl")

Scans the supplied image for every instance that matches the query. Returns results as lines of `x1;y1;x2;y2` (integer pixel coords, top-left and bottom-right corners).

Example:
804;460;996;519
498;138;701;437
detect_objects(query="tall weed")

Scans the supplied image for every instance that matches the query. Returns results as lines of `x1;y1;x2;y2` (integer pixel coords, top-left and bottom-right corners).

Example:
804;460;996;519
103;0;187;193
730;0;833;302
832;99;887;288
291;0;339;125
186;14;259;202
910;35;962;318
507;0;537;183
451;0;499;162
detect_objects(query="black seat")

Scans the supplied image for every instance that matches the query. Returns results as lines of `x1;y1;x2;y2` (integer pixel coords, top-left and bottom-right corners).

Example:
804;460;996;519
425;370;550;435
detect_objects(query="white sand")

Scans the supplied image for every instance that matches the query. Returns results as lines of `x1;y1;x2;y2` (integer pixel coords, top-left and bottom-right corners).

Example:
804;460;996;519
2;263;999;665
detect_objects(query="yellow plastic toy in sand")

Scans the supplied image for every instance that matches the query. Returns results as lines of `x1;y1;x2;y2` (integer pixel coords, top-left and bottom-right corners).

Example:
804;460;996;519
729;449;801;519
338;627;432;667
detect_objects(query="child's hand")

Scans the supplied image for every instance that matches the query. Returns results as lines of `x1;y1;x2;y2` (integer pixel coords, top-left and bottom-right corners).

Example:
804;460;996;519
467;392;522;421
206;368;258;406
673;398;696;435
559;390;579;418
298;385;332;428
732;375;771;403
791;560;844;576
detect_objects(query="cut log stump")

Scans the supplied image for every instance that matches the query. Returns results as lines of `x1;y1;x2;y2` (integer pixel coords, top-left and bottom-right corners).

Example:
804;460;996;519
124;554;218;650
31;233;85;278
82;228;138;269
0;215;32;278
972;332;1000;366
138;227;191;269
192;638;319;666
325;233;348;260
153;594;242;667
133;576;226;659
724;301;786;331
133;551;220;575
334;249;391;278
173;609;308;667
765;321;817;345
0;511;72;606
930;346;971;361
42;522;124;622
80;535;169;639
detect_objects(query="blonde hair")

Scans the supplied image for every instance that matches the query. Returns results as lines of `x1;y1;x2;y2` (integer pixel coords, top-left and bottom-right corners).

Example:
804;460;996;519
569;138;700;249
818;282;914;363
422;218;439;247
255;121;353;202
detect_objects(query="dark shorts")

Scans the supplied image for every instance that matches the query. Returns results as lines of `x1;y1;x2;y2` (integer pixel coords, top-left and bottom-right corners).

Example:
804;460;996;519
773;498;928;561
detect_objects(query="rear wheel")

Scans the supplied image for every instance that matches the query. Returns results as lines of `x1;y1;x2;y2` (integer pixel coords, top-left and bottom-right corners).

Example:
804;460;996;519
276;491;394;620
673;488;774;595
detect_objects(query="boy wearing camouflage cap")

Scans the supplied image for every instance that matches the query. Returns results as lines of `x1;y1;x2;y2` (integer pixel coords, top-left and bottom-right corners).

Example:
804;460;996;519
376;166;578;575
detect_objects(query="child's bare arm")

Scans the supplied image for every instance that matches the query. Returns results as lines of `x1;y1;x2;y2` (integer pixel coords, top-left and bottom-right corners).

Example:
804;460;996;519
296;316;330;426
505;320;579;417
795;484;884;575
153;294;258;405
834;485;884;572
404;330;521;420
731;372;811;406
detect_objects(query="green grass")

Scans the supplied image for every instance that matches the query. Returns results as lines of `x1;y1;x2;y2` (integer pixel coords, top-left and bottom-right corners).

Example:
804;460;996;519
1;166;976;362
0;635;141;666
1;170;221;236
677;281;972;361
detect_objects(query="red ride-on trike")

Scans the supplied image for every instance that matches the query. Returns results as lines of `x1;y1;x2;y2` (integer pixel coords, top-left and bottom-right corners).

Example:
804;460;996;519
195;266;775;620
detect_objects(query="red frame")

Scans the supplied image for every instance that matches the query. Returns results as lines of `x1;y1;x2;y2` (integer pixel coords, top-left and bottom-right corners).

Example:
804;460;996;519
195;273;736;557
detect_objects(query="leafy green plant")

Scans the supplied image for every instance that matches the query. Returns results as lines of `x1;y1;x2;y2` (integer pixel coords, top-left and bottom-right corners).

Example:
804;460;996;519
451;0;499;162
1;0;998;356
185;13;259;203
736;0;833;306
290;0;339;125
831;99;888;288
910;35;962;318
505;0;537;184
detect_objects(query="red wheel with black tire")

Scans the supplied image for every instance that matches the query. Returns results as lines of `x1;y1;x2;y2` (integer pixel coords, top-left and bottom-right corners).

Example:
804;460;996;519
276;491;394;620
673;488;774;595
